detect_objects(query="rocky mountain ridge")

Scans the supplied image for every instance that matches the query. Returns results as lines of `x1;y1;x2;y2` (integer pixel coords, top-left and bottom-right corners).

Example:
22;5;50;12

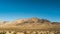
0;18;60;29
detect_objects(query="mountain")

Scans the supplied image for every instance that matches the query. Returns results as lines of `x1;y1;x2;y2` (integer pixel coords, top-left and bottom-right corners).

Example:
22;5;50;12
0;17;60;29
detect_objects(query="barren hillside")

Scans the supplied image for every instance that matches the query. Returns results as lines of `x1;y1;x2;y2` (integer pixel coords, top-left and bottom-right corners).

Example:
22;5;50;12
0;18;60;29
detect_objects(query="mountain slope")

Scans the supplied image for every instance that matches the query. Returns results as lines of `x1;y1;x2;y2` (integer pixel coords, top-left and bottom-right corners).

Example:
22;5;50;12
0;18;60;29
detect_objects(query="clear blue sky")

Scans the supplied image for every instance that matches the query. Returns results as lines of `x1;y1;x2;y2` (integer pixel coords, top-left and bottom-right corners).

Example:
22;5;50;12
0;0;60;22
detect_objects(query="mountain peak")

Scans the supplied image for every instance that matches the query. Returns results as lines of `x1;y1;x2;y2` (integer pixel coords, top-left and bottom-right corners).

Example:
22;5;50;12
13;17;51;25
0;17;60;29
